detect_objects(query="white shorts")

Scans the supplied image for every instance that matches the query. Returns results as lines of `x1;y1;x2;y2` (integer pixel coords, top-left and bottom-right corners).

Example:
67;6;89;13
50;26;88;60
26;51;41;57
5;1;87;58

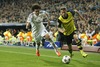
33;28;49;43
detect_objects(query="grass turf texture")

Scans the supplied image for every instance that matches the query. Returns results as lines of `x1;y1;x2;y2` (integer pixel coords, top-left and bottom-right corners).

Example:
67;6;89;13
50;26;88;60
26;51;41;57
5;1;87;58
0;45;100;67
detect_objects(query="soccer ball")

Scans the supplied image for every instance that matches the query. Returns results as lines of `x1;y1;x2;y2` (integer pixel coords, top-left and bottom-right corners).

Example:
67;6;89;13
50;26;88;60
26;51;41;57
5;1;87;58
62;55;71;64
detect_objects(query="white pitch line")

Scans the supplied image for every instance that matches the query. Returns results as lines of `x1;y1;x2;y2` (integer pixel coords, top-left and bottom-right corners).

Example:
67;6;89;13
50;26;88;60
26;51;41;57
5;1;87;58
0;49;100;63
0;50;59;58
0;45;100;55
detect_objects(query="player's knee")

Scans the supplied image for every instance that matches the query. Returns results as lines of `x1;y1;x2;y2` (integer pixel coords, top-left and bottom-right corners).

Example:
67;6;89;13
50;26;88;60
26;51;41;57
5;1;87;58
73;34;78;40
44;34;50;39
36;42;40;46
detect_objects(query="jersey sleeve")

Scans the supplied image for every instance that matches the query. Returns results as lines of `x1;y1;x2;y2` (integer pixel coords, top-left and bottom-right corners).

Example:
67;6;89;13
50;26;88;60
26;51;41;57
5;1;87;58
58;19;62;28
42;11;50;20
68;9;75;16
26;13;33;23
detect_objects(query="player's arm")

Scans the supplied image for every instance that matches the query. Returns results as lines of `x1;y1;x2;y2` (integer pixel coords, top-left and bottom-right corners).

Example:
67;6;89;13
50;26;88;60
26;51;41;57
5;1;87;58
57;19;65;33
26;13;32;29
26;22;31;29
44;11;50;29
74;9;87;24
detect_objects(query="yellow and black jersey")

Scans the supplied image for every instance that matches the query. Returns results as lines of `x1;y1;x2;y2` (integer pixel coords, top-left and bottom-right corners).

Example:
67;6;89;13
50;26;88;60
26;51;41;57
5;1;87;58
58;11;76;35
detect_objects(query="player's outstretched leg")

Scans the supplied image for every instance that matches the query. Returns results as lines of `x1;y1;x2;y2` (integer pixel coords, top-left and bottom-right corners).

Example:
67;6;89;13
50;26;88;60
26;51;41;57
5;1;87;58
77;39;88;58
49;39;61;56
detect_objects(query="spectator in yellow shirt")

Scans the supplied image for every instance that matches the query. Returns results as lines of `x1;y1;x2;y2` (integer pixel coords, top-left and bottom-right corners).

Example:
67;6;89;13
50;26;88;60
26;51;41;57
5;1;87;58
17;29;25;46
3;29;12;45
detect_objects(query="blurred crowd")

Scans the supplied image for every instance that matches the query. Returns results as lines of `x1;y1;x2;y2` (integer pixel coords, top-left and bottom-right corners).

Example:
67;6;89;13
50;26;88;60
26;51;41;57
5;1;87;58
0;0;100;46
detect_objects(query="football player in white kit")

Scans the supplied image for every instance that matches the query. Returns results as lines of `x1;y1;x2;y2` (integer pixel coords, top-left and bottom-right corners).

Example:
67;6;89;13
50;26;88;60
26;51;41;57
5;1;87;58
26;4;61;56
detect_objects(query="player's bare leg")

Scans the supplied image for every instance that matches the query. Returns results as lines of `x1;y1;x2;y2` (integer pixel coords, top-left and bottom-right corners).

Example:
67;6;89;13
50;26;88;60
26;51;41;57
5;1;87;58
52;42;61;56
49;39;61;56
45;34;61;56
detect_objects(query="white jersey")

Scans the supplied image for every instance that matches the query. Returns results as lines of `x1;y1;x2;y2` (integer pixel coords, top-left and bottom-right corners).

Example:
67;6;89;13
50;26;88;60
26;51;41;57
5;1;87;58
27;12;49;42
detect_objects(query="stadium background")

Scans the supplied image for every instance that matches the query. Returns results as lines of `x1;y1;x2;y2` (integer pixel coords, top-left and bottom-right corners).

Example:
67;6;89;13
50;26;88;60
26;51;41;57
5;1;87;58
0;0;100;51
0;0;100;67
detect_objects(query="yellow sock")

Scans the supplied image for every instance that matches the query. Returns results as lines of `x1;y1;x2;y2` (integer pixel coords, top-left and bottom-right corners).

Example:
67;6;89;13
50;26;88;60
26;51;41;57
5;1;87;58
80;50;84;54
80;50;88;57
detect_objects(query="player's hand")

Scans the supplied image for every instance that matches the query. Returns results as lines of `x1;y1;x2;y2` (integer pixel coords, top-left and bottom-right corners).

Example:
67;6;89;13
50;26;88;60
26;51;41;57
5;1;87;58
63;29;67;35
26;22;31;29
74;9;78;13
26;26;29;29
63;32;67;35
63;28;68;35
74;9;77;12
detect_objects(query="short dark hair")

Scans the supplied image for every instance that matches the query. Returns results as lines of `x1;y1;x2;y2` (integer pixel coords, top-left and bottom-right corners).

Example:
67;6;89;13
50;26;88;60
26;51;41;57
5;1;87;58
32;4;41;11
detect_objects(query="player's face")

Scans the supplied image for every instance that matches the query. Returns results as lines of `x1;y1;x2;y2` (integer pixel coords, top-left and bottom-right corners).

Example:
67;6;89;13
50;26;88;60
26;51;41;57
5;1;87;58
34;9;40;16
60;9;67;18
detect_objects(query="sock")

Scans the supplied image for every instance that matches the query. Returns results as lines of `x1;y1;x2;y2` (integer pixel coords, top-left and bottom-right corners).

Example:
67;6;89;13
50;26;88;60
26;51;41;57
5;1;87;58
76;39;85;55
36;43;40;51
50;42;57;51
80;50;84;54
49;38;57;51
67;44;73;54
68;49;73;54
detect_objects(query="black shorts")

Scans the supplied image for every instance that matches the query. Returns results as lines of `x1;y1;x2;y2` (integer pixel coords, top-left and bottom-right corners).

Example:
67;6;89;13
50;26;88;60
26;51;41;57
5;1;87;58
57;32;75;45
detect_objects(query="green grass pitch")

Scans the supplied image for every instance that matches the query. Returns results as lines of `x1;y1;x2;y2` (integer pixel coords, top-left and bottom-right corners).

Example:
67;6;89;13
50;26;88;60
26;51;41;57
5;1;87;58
0;45;100;67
